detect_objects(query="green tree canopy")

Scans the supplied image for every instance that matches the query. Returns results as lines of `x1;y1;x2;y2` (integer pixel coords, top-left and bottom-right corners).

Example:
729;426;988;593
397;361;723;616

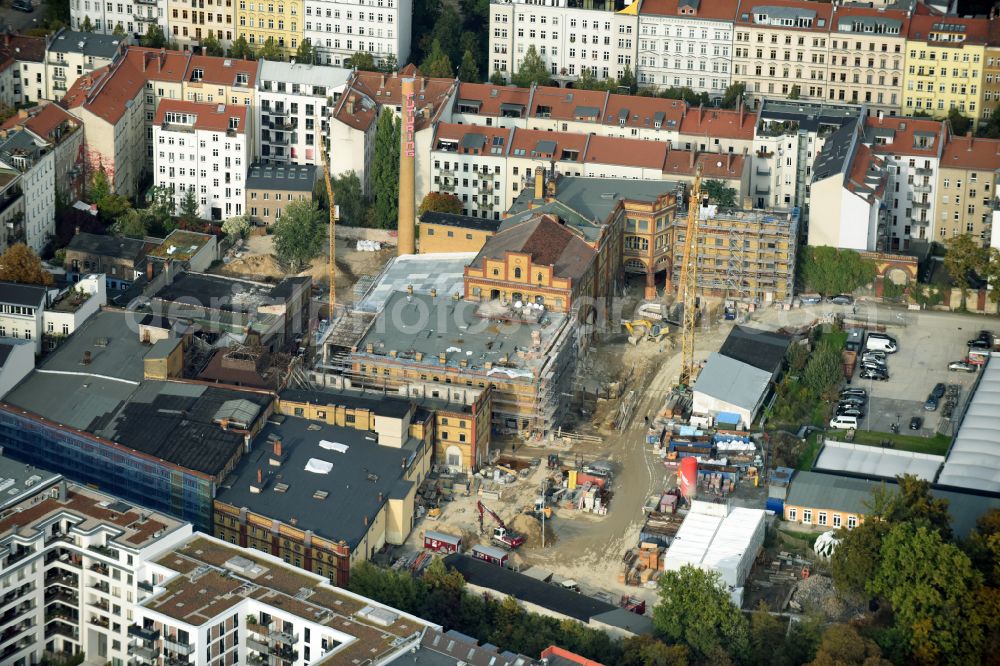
295;38;315;64
140;24;167;48
370;111;400;229
111;208;151;239
178;189;200;225
703;180;737;208
618;64;636;94
88;168;111;204
378;54;398;74
653;565;749;662
832;520;890;601
80;16;94;32
620;635;689;666
273;200;326;270
489;70;507;85
418;192;463;216
201;33;224;57
314;171;366;227
420;39;453;78
229;35;255;60
807;624;891;666
943;233;987;306
947;107;972;136
112;22;126;36
458;49;479;83
258;37;285;61
801;246;877;295
983;247;1000;314
349;51;377;71
0;244;54;285
511;46;551;87
720;82;746;110
221;215;252;239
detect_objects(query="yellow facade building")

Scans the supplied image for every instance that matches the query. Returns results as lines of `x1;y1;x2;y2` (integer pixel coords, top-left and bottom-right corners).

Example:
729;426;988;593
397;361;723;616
904;14;989;127
934;133;1000;244
418;210;500;255
236;0;303;55
983;27;1000;124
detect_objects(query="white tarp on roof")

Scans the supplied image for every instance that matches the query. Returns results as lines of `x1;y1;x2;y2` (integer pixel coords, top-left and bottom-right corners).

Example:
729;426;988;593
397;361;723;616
663;502;766;589
938;356;1000;492
305;458;333;474
815;440;943;481
319;440;349;453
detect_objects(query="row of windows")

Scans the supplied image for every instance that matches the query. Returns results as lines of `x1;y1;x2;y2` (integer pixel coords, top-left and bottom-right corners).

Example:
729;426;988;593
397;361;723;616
786;507;857;529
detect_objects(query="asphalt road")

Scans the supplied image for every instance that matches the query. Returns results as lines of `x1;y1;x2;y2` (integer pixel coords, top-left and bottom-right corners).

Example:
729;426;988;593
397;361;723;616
0;0;47;34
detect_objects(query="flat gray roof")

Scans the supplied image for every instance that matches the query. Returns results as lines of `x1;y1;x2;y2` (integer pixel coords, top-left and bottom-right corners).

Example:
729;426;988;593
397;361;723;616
938;356;1000;493
693;352;771;412
34;309;148;382
216;417;418;549
357;253;475;312
0;454;61;511
815;440;944;482
245;163;317;192
50;29;123;58
258;60;351;89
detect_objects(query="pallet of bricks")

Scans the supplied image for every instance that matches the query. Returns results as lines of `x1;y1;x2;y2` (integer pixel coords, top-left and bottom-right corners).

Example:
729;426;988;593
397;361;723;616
619;542;664;586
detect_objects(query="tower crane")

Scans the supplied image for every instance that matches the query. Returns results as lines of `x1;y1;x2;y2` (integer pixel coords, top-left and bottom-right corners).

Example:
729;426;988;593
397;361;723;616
320;144;337;319
677;165;703;388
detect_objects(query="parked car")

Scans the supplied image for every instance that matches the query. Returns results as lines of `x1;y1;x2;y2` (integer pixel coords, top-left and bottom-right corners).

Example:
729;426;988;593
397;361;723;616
860;361;887;374
840;387;868;398
931;382;946;399
968;331;993;347
924;395;939;411
865;337;898;353
839;396;866;407
836;407;865;419
948;360;977;373
827;294;854;305
860;368;889;380
799;294;822;305
11;0;33;11
862;350;886;361
909;416;923;431
829;415;859;430
969;339;992;351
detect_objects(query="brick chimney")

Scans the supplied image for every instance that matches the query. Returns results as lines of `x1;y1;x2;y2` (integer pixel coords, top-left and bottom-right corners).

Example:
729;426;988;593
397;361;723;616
689;149;696;168
727;151;733;171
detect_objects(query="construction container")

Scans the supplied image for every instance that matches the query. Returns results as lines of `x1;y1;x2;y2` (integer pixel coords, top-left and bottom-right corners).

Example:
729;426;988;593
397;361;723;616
679;457;698;499
842;350;857;379
470;544;508;567
423;531;461;554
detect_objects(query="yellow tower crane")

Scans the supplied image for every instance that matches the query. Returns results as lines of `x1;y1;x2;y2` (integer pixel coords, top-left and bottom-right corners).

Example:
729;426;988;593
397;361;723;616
677;165;703;388
320;145;337;319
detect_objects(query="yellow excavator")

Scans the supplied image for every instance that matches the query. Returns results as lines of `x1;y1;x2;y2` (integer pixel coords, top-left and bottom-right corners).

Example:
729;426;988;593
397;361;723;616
622;319;670;345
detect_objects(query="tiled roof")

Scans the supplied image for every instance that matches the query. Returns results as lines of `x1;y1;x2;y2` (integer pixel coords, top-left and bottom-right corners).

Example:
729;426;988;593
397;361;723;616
864;115;944;157
433;123;512;156
585;134;667;169
470;214;596;281
663;148;746;179
845;144;887;201
734;0;833;31
940;134;1000;171
454;82;531;117
908;13;991;44
185;54;256;87
678;104;754;140
528;87;609;123
639;0;740;21
509;128;588;160
0;34;45;63
154;99;248;133
333;66;455;133
1;103;80;142
831;4;910;35
602;94;687;132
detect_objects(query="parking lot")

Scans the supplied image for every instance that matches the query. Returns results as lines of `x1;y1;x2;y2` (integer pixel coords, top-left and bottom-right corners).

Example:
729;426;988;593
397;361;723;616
845;305;987;438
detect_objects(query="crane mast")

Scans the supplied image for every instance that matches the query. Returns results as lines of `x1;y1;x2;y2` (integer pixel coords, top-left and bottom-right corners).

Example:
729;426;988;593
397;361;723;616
320;145;337;319
677;165;703;388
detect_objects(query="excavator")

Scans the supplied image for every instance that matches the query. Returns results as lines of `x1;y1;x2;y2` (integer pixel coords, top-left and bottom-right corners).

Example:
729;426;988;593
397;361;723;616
477;500;526;549
621;319;670;345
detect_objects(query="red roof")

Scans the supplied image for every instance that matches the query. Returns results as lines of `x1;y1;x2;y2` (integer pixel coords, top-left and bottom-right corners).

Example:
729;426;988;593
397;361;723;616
1;103;80;141
334;68;455;132
0;34;45;63
865;115;944;157
940;134;1000;170
907;13;991;45
529;87;608;123
509;128;587;160
639;0;739;21
678;104;754;140
585;134;668;169
433;123;512;156
154;100;248;133
830;4;911;36
734;0;833;31
846;144;887;201
602;94;687;132
663;148;746;179
455;83;531;118
185;53;256;87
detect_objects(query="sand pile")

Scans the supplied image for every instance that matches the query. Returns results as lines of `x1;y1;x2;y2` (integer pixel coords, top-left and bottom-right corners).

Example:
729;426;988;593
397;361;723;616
223;253;286;278
510;513;557;549
792;575;849;619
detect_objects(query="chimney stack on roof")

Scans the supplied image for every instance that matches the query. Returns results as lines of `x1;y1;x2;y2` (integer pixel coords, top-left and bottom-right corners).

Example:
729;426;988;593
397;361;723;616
966;130;974;149
727;151;733;171
534;166;544;199
698;103;704;123
689;149;696;168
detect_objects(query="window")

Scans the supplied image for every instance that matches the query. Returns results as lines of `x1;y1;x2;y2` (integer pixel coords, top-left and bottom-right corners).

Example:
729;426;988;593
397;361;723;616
802;509;812;524
833;514;841;528
787;508;797;521
847;515;857;529
818;512;827;526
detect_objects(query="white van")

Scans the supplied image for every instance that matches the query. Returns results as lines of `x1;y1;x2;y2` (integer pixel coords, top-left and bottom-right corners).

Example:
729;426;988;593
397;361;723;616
865;336;898;353
829;415;858;430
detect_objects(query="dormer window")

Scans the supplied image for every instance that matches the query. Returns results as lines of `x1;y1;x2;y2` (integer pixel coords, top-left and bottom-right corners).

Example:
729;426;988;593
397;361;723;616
192;68;204;81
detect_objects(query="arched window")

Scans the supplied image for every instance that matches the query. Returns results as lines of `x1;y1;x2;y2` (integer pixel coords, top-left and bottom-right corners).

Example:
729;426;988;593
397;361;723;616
514;267;522;279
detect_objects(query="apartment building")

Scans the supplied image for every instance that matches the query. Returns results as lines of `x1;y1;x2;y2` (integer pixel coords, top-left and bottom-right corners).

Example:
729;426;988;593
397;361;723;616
131;536;434;665
152;100;249;220
245;162;316;225
431;123;511;220
732;0;833;104
935;134;1000;245
235;0;304;56
304;0;412;68
70;0;167;34
636;0;738;97
864;114;945;248
0;282;48;353
167;0;236;48
181;53;256;105
46;28;127;102
826;3;908;114
1;103;86;206
983;31;1000;123
488;0;638;84
0;35;47;106
904;14;989;126
256;59;350;164
0;129;55;253
0;463;191;666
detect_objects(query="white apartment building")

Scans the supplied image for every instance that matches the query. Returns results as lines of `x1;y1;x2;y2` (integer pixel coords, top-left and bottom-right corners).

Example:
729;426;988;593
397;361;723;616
488;0;638;84
130;535;435;666
70;0;167;36
45;28;128;102
431;124;512;220
256;60;350;164
0;466;192;666
636;0;738;97
0;282;49;354
152;100;250;220
0;129;56;253
304;0;412;68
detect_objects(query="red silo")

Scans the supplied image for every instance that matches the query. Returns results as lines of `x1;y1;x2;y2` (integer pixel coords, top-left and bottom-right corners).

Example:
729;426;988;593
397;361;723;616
679;457;698;500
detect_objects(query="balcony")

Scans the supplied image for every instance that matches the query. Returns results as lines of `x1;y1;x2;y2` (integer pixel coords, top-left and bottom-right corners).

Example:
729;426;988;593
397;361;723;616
754;186;771;195
89;562;109;576
269;628;299;645
0;619;33;643
914;166;933;176
755;148;774;158
164;658;193;666
128;625;160;642
134;12;158;21
755;167;771;176
128;641;159;660
0;602;33;626
267;136;289;146
89;615;110;629
163;638;195;656
912;200;930;209
246;636;270;654
912;183;932;193
0;637;33;662
6;547;34;566
44;609;77;624
45;572;79;588
91;581;109;594
44;624;79;641
89;598;110;612
0;585;31;607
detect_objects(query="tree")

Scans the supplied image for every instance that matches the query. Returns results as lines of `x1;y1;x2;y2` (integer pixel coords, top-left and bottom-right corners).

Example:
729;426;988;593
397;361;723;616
872;474;952;538
720;82;746;110
947;108;972;137
575;68;610;92
703;180;737;208
807;624;891;666
489;70;507;85
511;46;551;87
420;39;453;78
410;0;442;63
458;49;479;83
258;37;284;61
966;508;1000;586
0;244;54;286
97;194;132;222
80;16;93;32
418;192;463;216
349;51;377;72
831;520;890;601
943;233;987;308
983;248;1000;314
111;209;150;238
378;54;398;74
801;246;877;295
788;85;801;100
140;24;167;48
179;189;200;225
653;566;749;662
371;111;400;229
329;172;365;227
871;523;987;664
87;168;111;204
229;35;255;60
112;22;126;36
430;5;463;65
202;33;225;57
620;635;690;666
295;38;315;64
618;64;636;94
273;200;326;270
221;215;252;239
145;185;177;236
979;103;1000;138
